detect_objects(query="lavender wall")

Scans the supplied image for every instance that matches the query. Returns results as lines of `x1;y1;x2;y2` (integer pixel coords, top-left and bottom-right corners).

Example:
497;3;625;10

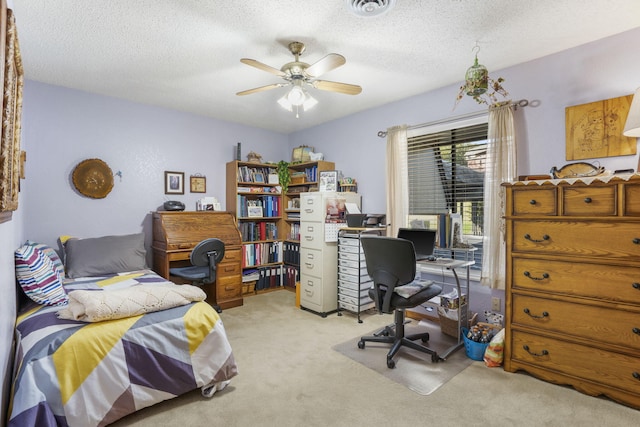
19;81;289;253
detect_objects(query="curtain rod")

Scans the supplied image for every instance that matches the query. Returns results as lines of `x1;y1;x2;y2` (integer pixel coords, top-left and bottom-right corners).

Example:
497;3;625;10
377;99;530;138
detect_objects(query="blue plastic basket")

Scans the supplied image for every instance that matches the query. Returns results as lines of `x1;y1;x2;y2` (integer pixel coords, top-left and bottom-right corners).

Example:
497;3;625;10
461;327;490;361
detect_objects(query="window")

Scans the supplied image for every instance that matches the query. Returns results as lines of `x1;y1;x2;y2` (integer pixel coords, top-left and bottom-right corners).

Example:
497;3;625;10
406;119;488;270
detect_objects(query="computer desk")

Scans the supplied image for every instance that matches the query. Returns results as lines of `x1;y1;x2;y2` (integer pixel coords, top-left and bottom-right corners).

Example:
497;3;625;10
416;257;475;360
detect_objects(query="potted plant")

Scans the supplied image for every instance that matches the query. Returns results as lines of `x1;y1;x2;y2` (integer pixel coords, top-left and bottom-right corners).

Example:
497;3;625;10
276;160;290;194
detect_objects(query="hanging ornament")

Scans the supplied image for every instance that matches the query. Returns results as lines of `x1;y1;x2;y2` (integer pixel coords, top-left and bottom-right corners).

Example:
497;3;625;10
454;43;509;109
464;45;488;96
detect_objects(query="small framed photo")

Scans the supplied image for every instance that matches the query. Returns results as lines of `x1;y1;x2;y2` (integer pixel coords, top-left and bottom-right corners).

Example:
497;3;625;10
319;170;339;192
247;205;264;218
165;171;184;194
253;172;265;183
190;175;206;193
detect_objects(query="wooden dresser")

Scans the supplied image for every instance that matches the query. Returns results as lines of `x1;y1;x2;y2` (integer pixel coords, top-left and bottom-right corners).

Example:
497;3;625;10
503;177;640;409
152;211;243;309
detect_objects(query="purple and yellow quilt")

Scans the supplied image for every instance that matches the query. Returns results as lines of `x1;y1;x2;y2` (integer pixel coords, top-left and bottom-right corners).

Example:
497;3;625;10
9;270;238;427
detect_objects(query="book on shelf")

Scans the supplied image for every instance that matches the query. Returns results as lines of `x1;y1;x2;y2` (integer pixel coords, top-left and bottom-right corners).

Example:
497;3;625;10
242;241;283;267
436;213;463;249
237;165;277;183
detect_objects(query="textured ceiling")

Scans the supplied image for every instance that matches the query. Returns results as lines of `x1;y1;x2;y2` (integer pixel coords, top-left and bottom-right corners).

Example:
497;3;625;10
11;0;640;134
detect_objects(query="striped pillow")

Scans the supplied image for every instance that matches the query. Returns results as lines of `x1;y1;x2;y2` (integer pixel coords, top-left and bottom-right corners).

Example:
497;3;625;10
15;245;68;306
25;240;65;280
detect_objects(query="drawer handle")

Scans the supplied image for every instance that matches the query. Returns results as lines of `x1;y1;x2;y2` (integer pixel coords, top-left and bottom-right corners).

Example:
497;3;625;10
529;199;537;205
305;236;314;241
523;308;549;319
633;327;640;335
634;238;640;245
523;271;549;281
583;197;592;203
524;234;550;243
305;262;314;268
523;345;549;357
633;372;640;380
633;283;640;290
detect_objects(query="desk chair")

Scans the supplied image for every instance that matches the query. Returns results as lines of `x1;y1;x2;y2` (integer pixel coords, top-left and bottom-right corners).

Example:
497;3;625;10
169;238;225;313
358;236;443;368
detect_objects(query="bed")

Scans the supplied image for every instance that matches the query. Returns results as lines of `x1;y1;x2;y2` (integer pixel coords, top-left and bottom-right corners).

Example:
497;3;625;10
8;234;238;427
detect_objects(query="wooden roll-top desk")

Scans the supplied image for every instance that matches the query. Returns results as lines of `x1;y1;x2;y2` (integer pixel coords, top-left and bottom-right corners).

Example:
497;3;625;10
152;211;243;309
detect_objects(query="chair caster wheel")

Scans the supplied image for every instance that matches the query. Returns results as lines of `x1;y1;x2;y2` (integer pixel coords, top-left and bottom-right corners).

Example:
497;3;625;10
358;340;365;349
431;353;440;363
387;358;396;369
421;336;429;343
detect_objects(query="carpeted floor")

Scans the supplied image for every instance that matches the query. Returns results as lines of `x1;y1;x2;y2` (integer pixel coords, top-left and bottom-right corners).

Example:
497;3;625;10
332;320;473;395
113;290;640;427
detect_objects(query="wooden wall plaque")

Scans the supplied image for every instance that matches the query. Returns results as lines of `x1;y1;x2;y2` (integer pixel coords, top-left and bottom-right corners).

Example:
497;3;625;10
565;94;635;160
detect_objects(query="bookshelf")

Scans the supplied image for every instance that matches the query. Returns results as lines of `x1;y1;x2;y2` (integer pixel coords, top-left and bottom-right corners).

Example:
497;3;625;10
226;160;335;296
226;161;285;294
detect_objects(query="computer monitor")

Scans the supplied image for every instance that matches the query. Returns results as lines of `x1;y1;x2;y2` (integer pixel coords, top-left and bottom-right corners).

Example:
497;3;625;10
397;228;437;261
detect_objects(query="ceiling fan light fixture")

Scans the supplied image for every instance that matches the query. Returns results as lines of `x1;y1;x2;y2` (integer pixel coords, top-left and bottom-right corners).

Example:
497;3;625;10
287;85;306;106
346;0;396;17
277;95;293;112
303;93;318;111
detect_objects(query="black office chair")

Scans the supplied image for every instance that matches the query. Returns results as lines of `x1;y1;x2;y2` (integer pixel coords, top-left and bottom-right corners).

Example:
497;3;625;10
169;238;225;313
357;236;443;368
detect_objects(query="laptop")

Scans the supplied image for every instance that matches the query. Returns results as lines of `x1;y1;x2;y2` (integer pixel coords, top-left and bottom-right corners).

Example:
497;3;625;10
397;228;437;261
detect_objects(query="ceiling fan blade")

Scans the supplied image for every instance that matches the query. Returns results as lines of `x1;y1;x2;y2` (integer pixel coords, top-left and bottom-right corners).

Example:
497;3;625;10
240;58;286;77
236;83;285;96
312;80;362;95
305;53;346;77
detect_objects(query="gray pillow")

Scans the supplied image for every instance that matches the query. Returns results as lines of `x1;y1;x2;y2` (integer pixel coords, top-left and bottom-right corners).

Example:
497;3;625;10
65;233;147;278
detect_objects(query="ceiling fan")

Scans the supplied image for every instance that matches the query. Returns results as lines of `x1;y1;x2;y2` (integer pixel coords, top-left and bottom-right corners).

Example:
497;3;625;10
236;42;362;115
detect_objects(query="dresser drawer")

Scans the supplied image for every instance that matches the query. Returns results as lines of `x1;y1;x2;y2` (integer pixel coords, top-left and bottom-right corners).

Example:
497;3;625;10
218;260;241;277
300;222;324;250
216;275;242;300
563;185;617;216
624;183;640;216
512;294;640;350
512;187;557;216
223;248;242;264
300;247;323;277
511;330;640;395
512;220;640;259
512;257;640;304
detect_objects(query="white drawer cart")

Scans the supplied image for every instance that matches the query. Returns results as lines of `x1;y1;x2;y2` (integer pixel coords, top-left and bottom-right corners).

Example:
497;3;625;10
337;227;386;322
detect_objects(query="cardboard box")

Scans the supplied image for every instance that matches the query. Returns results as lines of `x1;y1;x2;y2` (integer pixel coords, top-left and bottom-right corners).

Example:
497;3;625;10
439;291;467;309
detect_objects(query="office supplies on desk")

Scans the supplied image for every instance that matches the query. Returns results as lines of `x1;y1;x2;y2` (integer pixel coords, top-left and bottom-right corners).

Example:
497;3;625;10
397;228;437;261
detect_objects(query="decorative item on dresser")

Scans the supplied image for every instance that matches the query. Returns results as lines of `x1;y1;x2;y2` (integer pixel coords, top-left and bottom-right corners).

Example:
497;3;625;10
503;177;640;409
152;211;243;309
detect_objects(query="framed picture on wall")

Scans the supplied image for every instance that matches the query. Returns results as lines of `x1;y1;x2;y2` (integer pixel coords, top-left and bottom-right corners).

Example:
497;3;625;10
190;174;206;193
165;171;184;194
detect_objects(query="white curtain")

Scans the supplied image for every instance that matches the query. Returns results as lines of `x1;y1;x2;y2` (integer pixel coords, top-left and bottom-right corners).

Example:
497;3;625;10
385;125;409;237
481;102;517;289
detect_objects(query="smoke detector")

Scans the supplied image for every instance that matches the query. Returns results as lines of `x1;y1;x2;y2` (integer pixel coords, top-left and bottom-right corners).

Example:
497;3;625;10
346;0;396;17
